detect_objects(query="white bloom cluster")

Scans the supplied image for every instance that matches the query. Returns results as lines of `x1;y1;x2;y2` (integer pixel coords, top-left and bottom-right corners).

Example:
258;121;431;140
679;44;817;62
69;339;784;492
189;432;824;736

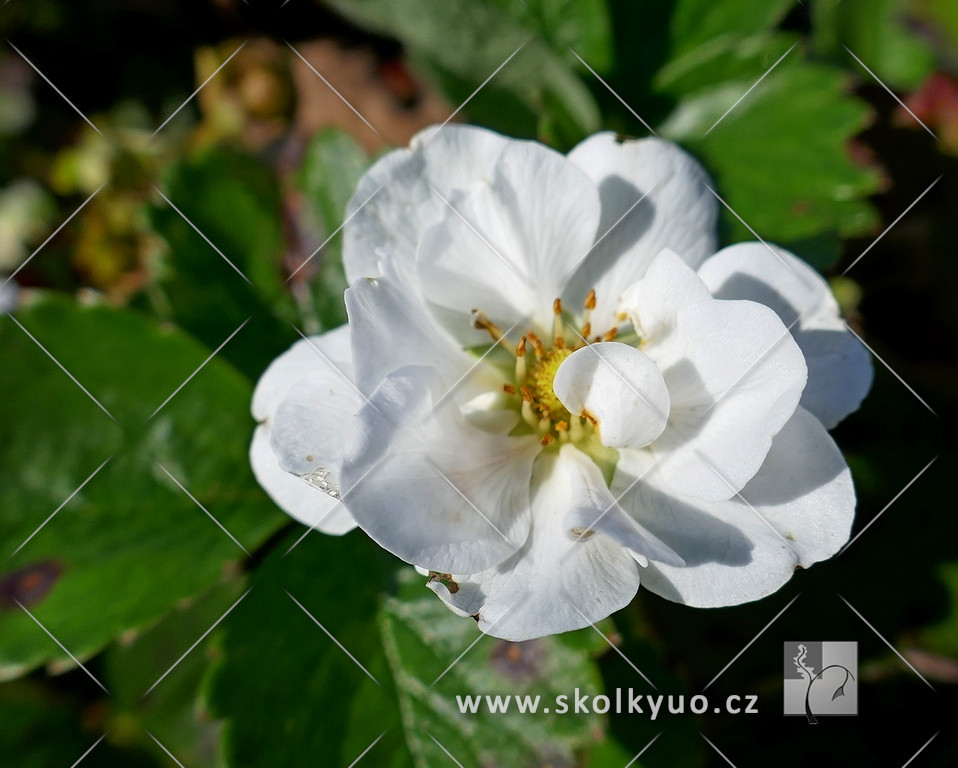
251;127;872;641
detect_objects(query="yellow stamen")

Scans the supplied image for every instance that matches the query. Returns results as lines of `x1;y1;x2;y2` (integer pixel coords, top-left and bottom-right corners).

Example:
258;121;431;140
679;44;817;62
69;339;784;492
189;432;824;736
527;331;545;359
552;297;566;348
472;308;516;353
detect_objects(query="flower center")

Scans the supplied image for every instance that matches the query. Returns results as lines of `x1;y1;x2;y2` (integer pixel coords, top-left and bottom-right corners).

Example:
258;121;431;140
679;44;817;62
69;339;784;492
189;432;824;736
474;290;623;451
524;346;571;420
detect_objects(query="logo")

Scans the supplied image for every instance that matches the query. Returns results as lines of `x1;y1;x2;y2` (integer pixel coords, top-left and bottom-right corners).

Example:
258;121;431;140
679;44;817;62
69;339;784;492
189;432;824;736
783;641;857;722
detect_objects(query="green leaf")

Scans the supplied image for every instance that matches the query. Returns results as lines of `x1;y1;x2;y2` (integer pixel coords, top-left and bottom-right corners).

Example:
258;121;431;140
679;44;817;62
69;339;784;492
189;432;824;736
324;0;601;141
207;531;611;767
667;0;795;55
813;0;935;91
104;581;244;766
661;61;881;245
381;579;604;767
0;679;160;768
147;147;299;380
295;129;372;330
0;294;285;680
205;532;411;768
491;0;613;72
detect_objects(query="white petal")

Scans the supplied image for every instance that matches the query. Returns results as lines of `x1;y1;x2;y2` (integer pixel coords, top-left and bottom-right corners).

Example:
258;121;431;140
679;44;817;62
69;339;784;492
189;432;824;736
269;367;361;480
619;247;712;344
343;124;514;286
648;299;807;501
345;276;496;399
554;342;670;449
698;242;873;427
250;425;355;534
417;139;602;335
251;325;352;422
340;366;541;574
563;133;718;334
615;407;854;606
560;446;684;567
252;325;361;531
427;446;641;641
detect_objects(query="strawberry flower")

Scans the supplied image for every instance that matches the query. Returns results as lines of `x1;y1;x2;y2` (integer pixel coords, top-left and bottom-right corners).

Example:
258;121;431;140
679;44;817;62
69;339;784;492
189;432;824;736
251;127;871;640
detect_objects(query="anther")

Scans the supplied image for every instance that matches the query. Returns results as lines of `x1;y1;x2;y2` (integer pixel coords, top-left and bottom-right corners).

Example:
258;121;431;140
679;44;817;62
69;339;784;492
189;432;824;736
526;331;545;358
541;433;555;447
502;383;516;396
515;337;527;384
584;289;597;311
471;308;516;353
553;297;566;348
603;327;618;342
580;322;591;339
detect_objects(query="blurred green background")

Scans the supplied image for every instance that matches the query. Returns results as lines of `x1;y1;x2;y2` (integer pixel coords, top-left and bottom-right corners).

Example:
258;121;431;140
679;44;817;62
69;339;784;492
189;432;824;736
0;1;955;766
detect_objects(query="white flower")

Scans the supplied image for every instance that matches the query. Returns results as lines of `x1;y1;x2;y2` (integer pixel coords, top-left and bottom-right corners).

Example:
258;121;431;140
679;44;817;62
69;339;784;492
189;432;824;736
251;126;872;641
